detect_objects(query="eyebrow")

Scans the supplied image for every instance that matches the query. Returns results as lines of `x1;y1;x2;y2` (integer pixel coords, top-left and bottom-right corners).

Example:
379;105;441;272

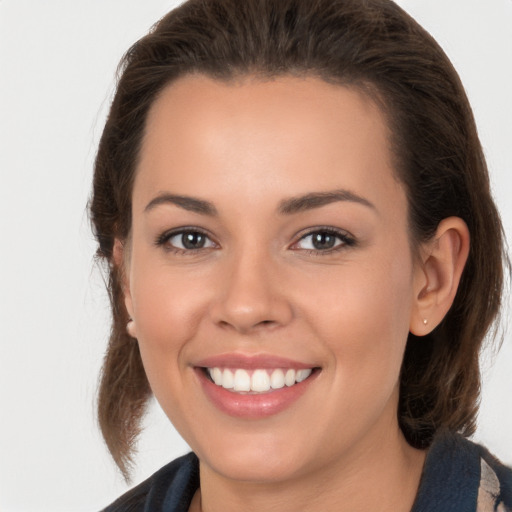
144;189;375;216
144;193;218;216
278;189;376;215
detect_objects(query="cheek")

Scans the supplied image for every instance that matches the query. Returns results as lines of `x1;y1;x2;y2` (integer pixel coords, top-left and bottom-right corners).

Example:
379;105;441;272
129;260;210;361
129;267;208;420
301;251;414;379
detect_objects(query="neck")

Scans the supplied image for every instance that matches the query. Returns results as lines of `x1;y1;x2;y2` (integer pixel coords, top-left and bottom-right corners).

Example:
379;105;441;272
193;426;426;512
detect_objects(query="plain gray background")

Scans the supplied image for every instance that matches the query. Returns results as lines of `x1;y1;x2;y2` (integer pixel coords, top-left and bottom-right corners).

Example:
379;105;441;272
1;1;511;510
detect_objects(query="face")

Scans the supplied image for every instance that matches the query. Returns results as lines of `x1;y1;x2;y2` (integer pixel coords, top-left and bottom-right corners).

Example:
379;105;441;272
123;74;423;484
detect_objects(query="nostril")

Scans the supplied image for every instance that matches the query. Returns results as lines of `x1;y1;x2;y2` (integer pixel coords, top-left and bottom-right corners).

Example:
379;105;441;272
217;318;276;332
255;319;278;329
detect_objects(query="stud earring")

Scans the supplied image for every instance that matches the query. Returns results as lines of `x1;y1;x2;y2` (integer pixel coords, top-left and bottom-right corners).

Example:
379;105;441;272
126;319;137;338
423;318;428;325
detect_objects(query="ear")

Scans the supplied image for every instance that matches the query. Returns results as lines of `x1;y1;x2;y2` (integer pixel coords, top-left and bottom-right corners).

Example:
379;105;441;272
113;238;135;322
410;217;470;335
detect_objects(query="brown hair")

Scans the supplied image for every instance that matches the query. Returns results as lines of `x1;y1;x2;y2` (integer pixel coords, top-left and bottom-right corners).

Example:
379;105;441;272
90;0;506;479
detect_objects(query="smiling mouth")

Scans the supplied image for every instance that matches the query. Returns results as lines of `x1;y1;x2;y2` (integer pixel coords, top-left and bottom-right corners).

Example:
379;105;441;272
204;367;316;393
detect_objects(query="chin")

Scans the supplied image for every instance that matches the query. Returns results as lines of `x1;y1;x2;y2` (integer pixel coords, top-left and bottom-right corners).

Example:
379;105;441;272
204;446;309;483
189;426;315;483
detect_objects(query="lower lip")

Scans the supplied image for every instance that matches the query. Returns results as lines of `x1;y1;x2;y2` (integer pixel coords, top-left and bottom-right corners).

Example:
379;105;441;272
196;368;319;419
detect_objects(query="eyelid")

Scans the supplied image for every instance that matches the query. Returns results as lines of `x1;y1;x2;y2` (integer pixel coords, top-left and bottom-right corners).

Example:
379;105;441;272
154;225;355;255
291;226;356;252
155;226;218;252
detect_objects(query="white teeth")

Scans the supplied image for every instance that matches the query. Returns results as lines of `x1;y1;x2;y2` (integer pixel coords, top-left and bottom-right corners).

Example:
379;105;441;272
207;367;313;393
270;369;285;389
251;369;271;392
285;369;296;387
221;369;234;389
212;367;223;386
233;369;251;392
296;369;312;382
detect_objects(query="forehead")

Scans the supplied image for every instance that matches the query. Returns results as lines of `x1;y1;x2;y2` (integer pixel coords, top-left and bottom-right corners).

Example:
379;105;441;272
142;74;392;162
135;73;404;220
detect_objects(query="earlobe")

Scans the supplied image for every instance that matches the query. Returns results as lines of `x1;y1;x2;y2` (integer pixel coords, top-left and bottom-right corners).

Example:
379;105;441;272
410;217;470;336
126;319;137;338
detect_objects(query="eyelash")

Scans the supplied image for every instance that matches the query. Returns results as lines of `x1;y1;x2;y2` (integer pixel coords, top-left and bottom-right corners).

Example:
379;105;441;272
292;227;356;255
154;226;356;256
155;227;217;255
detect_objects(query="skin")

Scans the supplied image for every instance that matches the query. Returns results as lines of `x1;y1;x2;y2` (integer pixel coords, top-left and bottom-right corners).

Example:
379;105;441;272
119;74;469;512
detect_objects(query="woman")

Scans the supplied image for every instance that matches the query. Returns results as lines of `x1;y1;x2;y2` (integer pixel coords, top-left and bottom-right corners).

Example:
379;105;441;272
91;0;511;510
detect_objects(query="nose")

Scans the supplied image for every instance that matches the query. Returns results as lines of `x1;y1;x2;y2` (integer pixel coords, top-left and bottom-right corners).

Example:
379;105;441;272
210;248;294;334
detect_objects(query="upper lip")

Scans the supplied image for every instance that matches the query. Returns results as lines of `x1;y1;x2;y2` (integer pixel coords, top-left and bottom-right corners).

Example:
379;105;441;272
194;353;317;370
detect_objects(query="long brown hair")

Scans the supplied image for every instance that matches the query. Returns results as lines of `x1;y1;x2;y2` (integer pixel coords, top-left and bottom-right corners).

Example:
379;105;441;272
90;0;506;479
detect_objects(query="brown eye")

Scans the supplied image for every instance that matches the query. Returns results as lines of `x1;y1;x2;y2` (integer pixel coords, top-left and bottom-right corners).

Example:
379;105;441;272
160;230;216;251
311;232;338;250
180;232;207;249
294;229;355;252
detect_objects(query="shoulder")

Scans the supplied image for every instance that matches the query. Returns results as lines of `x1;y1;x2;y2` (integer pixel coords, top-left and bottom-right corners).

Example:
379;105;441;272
101;452;199;512
413;431;512;512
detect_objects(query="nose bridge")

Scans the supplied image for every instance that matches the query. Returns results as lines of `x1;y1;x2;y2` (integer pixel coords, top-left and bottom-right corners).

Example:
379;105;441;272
211;241;292;332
